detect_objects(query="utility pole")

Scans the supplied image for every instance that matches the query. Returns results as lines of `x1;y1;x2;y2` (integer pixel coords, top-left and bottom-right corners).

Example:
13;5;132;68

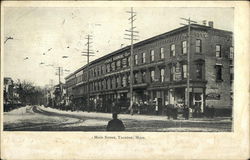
56;67;63;84
124;7;139;115
82;34;94;112
180;17;197;112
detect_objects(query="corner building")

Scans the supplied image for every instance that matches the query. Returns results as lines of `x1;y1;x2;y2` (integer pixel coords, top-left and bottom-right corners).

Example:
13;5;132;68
65;22;233;114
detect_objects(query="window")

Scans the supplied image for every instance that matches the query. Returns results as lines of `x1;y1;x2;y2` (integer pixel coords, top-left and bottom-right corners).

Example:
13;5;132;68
122;75;126;87
142;71;146;83
215;65;223;81
230;66;233;84
116;60;121;70
170;65;176;81
160;48;164;59
128;57;131;66
182;64;187;79
111;62;115;71
150;50;155;62
134;73;138;84
106;64;110;73
122;58;127;68
196;64;202;80
127;75;130;85
170;44;175;56
134;54;138;65
150;70;155;82
196;39;202;53
160;68;165;82
216;45;221;58
116;77;119;88
142;52;146;63
182;41;187;54
230;47;234;59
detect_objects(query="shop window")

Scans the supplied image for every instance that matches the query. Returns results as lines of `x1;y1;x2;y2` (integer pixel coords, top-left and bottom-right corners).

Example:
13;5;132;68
142;52;146;63
150;50;155;62
170;44;175;57
182;41;187;54
160;68;165;82
150;70;155;82
142;71;146;83
134;54;138;65
196;39;202;53
196;64;202;80
160;48;164;59
216;45;221;58
182;64;187;79
215;65;223;81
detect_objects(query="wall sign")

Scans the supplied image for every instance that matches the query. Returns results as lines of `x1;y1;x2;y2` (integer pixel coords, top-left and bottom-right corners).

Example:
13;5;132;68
206;93;220;100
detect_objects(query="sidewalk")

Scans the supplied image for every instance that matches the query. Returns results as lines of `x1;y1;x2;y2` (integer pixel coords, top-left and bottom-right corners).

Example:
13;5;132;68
40;106;232;122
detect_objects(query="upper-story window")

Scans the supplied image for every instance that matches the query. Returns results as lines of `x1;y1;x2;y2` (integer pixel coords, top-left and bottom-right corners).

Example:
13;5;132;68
134;72;138;84
134;54;138;65
111;62;116;71
230;47;234;59
116;60;121;70
160;48;164;59
150;50;155;62
182;64;187;79
160;68;165;82
150;70;155;82
106;64;110;73
170;44;175;57
116;76;119;88
196;64;202;80
215;65;223;81
216;45;222;58
122;58;127;68
182;41;187;54
170;65;176;81
196;39;202;53
142;52;146;63
128;56;131;66
142;71;146;83
122;75;126;87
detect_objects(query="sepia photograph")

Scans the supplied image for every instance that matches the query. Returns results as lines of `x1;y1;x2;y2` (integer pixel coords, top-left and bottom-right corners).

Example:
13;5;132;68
1;1;250;160
3;6;234;132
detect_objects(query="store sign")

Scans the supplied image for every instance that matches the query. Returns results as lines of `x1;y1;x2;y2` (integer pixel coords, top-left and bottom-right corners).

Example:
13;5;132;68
206;93;220;100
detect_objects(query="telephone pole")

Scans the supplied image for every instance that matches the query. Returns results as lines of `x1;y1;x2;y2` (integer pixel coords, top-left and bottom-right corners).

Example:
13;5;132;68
82;34;94;112
180;17;197;111
56;67;63;84
124;7;139;115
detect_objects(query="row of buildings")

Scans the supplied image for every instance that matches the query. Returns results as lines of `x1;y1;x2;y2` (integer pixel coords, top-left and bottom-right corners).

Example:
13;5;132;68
65;22;233;115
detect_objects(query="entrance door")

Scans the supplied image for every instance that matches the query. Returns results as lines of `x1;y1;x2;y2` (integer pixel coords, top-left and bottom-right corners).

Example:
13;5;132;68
193;93;204;113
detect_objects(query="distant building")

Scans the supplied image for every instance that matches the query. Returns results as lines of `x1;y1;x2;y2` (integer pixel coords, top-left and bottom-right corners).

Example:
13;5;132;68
4;77;14;104
65;22;233;114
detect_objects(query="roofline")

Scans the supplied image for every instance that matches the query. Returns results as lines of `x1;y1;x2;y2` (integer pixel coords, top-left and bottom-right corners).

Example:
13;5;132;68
65;24;232;79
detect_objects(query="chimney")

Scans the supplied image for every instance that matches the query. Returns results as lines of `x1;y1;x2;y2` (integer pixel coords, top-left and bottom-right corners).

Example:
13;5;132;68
208;21;214;28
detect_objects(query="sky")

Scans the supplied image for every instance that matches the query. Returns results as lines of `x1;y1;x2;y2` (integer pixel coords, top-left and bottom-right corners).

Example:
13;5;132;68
3;7;234;86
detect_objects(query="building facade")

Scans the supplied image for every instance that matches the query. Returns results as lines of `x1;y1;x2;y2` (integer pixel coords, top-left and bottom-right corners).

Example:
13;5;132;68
65;22;233;114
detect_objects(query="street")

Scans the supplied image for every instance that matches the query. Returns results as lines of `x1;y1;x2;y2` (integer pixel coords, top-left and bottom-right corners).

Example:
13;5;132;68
4;105;232;132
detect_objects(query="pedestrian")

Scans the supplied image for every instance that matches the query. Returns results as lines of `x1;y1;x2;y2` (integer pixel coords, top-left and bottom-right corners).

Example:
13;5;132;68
106;113;125;131
183;104;189;120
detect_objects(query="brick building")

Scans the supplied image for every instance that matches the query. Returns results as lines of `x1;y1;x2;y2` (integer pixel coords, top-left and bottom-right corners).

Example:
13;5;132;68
65;22;233;114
